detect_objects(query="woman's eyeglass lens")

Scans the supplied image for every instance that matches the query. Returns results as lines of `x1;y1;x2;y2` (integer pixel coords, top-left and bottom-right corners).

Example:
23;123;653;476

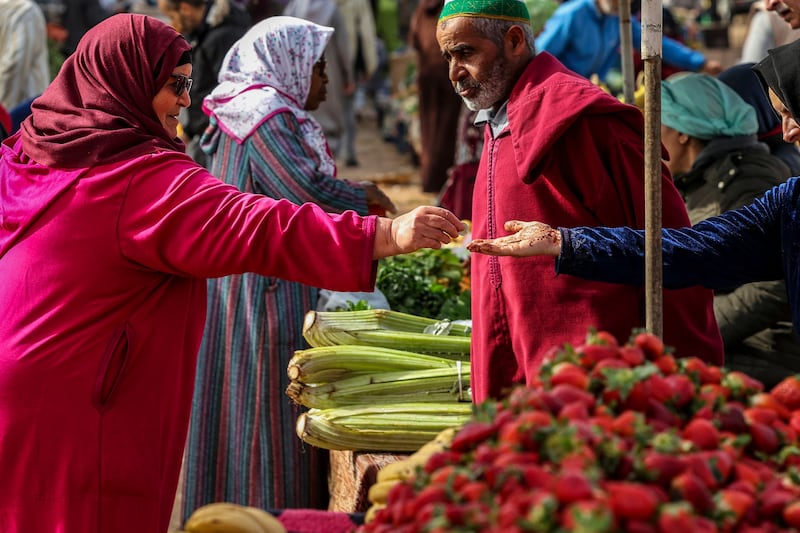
171;74;193;96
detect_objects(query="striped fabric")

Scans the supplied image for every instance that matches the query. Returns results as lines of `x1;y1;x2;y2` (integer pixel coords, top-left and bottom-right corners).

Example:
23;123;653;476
182;112;369;519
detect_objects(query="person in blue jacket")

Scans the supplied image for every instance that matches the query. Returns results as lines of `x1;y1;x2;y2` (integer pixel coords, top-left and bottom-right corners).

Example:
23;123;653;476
465;38;800;359
535;0;722;85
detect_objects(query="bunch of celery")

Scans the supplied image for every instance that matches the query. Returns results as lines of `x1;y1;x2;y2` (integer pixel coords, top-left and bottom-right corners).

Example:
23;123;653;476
290;309;473;451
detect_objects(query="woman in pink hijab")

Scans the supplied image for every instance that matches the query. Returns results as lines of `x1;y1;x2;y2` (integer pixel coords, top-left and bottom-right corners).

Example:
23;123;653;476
0;13;462;533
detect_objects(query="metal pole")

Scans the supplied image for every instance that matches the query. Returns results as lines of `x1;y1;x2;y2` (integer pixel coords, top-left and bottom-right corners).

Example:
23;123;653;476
641;0;663;338
619;0;635;105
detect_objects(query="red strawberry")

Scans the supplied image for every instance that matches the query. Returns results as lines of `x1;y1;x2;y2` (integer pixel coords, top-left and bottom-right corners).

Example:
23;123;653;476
758;485;796;521
522;491;560;531
698;383;731;410
665;374;697;408
548;383;595;411
591;358;631;383
723;371;764;400
506;386;552;412
744;406;778;425
472;442;500;467
594;330;620;346
748;421;781;454
671;471;714;513
414;484;450;508
657;501;696;532
646;397;681;430
621;380;652;413
773;419;798;446
633;332;665;359
714;489;755;531
576;343;620;369
611;410;646;438
654;354;678;375
497;409;553;450
552;471;594;505
561;500;616;533
605;481;661;521
681;357;723;385
692;516;720;533
790;410;800;435
683;453;721;489
783;500;800;528
771;374;800;410
549;361;590;390
725;480;756;497
560;446;598;472
618;345;645;366
714;402;748;434
519;464;555;490
458;480;489;502
749;392;791;421
424;451;464;474
682;418;720;451
642;451;686;487
559;400;590;421
450;421;498;452
625;520;658;533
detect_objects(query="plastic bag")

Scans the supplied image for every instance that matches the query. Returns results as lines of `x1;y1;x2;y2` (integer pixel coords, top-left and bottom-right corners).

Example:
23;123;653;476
316;289;391;312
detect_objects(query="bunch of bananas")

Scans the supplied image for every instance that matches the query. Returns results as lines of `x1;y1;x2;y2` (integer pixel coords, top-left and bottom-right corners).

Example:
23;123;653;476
182;502;286;533
365;426;458;522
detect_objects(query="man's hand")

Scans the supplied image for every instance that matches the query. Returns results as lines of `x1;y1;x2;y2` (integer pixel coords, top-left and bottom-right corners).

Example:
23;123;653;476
373;206;465;259
467;220;562;257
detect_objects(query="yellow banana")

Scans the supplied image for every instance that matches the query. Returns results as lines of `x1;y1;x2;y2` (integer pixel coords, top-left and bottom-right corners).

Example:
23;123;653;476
241;506;286;533
364;503;386;524
367;479;402;505
376;459;416;483
184;502;266;533
376;429;454;484
433;426;458;446
411;440;445;459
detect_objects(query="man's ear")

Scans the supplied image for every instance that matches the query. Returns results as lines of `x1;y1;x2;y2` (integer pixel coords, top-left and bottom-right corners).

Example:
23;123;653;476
504;25;529;57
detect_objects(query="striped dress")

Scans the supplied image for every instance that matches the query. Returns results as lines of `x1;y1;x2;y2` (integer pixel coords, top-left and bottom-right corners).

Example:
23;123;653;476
182;111;369;517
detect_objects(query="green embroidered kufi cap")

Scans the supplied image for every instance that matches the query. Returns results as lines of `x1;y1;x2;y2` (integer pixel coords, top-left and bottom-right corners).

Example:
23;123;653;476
439;0;531;23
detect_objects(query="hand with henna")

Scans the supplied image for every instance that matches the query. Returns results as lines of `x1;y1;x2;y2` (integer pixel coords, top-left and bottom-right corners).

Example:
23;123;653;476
467;220;562;257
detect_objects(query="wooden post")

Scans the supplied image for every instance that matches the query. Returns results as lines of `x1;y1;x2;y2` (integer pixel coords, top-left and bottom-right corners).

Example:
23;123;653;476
641;0;663;338
619;0;635;105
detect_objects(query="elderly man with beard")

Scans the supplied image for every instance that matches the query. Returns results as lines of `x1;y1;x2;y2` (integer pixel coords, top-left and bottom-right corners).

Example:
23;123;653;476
436;0;725;402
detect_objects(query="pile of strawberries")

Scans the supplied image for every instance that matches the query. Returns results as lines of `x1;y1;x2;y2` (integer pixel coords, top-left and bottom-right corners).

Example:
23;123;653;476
358;329;800;533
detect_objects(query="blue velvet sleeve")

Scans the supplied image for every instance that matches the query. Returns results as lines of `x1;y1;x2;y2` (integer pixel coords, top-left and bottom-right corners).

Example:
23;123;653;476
557;179;792;290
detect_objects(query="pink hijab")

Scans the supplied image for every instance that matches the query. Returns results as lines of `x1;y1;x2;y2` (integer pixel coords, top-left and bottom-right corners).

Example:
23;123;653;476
20;14;192;168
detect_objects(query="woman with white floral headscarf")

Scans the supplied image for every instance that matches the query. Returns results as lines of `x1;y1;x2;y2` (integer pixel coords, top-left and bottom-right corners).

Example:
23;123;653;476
182;16;396;516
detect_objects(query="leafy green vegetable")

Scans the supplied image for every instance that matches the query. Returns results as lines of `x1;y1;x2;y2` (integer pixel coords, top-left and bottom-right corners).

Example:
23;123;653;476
376;248;471;321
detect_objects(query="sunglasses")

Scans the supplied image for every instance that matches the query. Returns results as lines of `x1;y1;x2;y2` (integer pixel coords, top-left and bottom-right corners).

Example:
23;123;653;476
170;74;193;96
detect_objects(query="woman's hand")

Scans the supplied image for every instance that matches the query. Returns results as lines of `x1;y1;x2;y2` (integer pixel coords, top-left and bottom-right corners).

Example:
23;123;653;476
373;206;465;259
467;220;562;257
360;181;397;214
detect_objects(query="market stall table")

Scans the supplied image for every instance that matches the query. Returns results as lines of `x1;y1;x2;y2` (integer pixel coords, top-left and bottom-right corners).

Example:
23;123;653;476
328;450;409;513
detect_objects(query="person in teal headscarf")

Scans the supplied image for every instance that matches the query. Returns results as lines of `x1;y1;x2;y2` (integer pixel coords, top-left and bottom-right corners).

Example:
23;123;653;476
659;73;790;225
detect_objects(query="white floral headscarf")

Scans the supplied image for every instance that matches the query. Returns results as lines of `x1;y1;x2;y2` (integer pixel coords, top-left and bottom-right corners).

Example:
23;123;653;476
202;16;335;175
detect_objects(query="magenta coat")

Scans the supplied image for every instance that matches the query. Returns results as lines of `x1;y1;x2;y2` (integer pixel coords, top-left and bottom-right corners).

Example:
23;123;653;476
0;137;376;532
